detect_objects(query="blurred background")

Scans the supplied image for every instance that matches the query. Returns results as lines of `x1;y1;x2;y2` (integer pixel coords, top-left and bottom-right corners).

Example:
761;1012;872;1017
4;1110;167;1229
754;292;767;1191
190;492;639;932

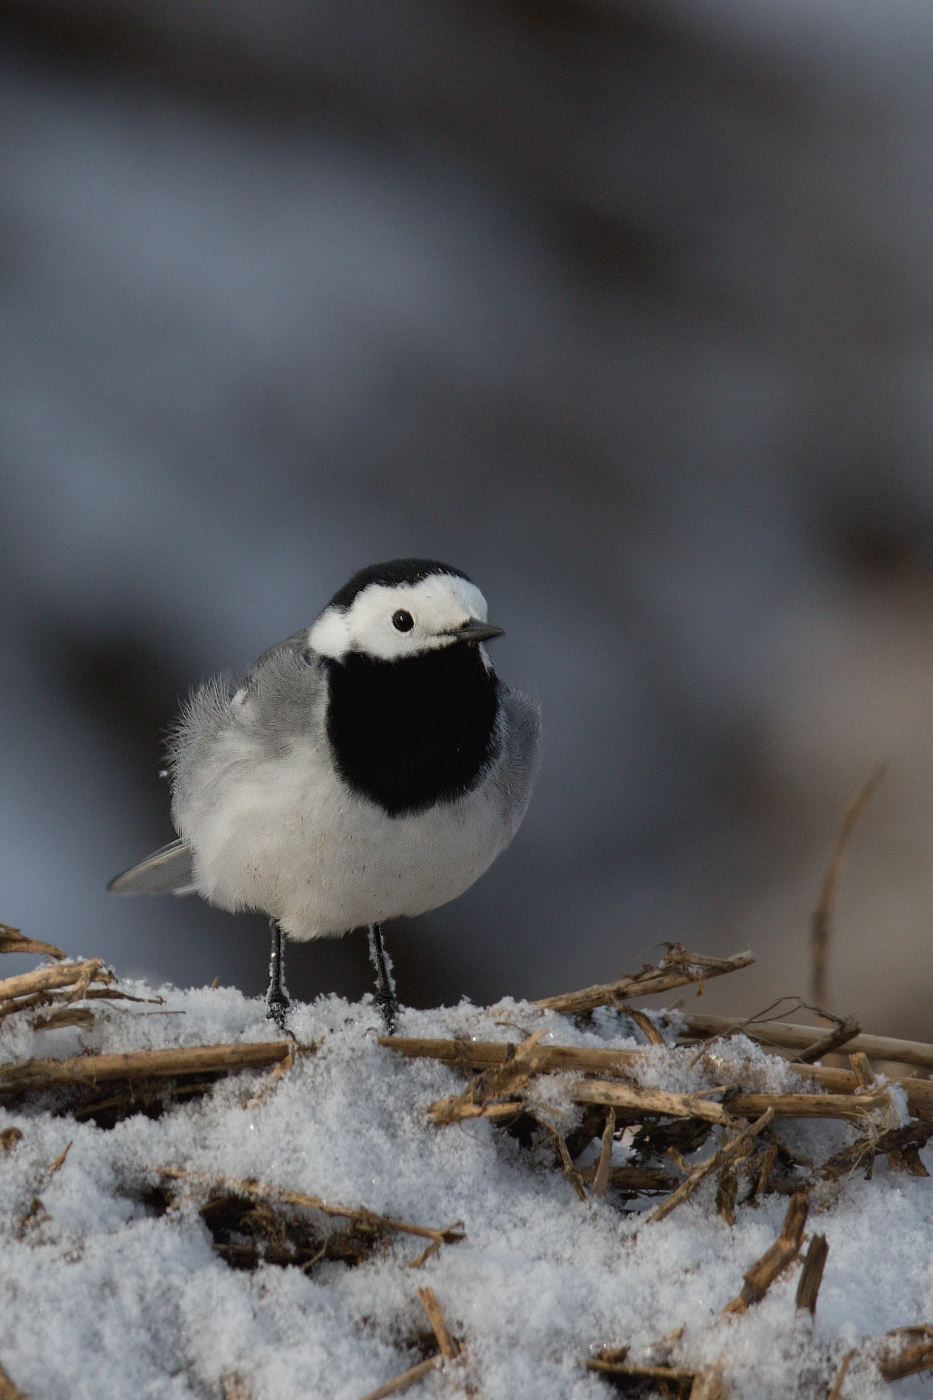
2;0;933;1035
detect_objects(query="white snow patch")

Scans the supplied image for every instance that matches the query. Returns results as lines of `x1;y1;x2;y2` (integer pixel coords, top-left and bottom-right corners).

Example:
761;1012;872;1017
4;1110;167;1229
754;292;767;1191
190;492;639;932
0;987;928;1399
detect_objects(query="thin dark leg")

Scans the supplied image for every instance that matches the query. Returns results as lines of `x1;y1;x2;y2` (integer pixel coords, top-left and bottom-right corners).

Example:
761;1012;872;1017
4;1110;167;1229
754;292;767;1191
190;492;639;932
266;918;290;1030
368;923;399;1035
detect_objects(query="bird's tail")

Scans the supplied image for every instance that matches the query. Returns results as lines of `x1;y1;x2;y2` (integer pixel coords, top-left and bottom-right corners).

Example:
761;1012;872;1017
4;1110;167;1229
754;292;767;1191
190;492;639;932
108;838;196;895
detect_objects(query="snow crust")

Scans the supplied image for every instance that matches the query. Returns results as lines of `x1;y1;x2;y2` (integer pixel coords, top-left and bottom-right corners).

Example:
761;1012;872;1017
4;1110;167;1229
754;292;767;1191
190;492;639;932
0;985;930;1399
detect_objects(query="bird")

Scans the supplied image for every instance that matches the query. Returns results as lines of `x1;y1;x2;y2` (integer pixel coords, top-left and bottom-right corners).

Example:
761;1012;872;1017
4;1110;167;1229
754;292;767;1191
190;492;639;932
109;558;540;1032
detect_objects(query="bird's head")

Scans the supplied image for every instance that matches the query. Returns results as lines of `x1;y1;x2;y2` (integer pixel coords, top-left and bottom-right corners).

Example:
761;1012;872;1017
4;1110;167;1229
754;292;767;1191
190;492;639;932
308;558;504;663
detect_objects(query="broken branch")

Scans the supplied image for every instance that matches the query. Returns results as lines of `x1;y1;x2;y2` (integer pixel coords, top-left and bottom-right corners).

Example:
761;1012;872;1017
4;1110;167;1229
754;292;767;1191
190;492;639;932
646;1110;774;1225
795;1234;829;1313
357;1356;440;1400
723;1191;809;1314
0;1040;294;1092
535;947;754;1017
158;1167;465;1251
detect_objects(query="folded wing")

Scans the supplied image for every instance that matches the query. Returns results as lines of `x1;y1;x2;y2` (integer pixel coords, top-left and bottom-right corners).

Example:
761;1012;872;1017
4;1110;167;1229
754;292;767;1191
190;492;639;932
108;838;196;895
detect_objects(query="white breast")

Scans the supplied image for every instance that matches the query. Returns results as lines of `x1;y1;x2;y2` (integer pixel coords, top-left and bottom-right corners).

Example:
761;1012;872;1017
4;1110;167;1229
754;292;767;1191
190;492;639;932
175;728;517;939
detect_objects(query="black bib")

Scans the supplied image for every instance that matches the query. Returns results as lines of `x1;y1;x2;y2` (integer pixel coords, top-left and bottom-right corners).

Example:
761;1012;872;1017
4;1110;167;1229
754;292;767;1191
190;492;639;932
325;644;500;817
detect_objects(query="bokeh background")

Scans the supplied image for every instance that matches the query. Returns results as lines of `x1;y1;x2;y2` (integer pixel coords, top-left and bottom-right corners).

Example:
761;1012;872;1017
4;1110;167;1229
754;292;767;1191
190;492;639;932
2;0;933;1035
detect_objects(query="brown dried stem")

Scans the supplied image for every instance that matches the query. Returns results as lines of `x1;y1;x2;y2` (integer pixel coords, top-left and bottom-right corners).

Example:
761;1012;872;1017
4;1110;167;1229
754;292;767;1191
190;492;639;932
827;1351;854;1400
592;1108;616;1197
680;1014;933;1072
878;1327;933;1381
811;765;886;1006
646;1110;774;1225
0;1360;26;1400
428;1031;548;1123
0;925;64;959
417;1287;461;1360
357;1355;441;1400
586;1359;699;1387
0;958;111;1007
158;1167;465;1251
535;947;754;1017
795;1234;829;1313
0;1040;294;1092
689;1368;724;1400
723;1191;809;1314
795;1019;861;1064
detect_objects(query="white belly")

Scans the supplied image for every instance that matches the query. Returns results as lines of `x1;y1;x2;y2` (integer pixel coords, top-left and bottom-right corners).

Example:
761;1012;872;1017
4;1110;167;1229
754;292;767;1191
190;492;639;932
178;736;512;939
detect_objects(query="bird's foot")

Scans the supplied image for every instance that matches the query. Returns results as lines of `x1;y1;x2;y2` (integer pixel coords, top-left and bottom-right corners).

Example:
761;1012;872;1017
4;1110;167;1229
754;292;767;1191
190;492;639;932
265;990;291;1032
373;986;399;1036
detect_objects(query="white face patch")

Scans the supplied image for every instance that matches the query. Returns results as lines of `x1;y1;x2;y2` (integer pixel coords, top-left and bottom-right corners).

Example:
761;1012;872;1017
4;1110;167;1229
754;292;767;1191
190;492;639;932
308;575;489;661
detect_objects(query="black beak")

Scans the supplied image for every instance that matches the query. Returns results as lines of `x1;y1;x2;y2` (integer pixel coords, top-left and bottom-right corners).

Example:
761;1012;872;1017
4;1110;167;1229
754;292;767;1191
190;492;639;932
451;621;505;644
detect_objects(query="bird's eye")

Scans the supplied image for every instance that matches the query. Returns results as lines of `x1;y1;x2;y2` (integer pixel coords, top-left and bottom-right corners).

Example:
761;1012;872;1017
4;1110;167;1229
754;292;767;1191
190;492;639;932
392;609;414;632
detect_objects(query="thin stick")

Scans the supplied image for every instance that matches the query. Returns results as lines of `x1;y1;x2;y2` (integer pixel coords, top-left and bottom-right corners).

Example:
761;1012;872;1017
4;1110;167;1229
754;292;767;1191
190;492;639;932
827;1351;854;1400
0;926;64;960
795;1019;861;1064
796;1234;829;1313
356;1355;440;1400
536;948;754;1018
723;1191;809;1314
645;1110;774;1225
688;996;802;1069
383;1035;933;1116
878;1330;933;1382
0;1041;294;1091
586;1360;699;1383
158;1167;465;1249
848;1052;875;1091
722;1090;889;1123
592;1109;616;1197
428;1031;549;1124
811;765;886;1005
689;1369;724;1400
417;1288;460;1360
0;958;111;1006
570;1082;730;1124
679;1015;933;1072
619;1004;665;1045
0;1361;26;1400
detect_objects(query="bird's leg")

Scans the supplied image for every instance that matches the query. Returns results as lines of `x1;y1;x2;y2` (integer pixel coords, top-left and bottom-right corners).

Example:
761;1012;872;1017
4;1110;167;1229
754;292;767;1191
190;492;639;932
266;918;290;1030
368;923;399;1035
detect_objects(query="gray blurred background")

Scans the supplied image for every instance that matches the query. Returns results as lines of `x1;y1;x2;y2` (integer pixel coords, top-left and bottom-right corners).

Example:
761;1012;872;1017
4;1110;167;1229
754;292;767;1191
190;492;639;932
2;0;933;1035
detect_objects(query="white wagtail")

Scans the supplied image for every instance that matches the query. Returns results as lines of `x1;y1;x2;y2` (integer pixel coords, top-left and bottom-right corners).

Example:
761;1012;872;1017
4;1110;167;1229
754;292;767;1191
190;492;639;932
109;559;540;1031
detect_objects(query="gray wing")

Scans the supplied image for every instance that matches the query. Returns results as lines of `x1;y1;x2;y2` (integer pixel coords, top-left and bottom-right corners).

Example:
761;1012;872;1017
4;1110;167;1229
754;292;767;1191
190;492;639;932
108;838;196;895
491;684;541;837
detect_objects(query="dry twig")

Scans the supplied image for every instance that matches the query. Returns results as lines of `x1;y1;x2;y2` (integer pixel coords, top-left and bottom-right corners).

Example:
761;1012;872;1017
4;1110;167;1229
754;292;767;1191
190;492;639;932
586;1357;699;1389
878;1327;933;1381
689;1368;723;1400
0;925;64;959
0;1360;26;1400
646;1110;774;1225
795;1018;861;1065
827;1350;854;1400
795;1234;829;1313
592;1108;616;1197
357;1356;440;1400
680;1015;933;1072
0;958;111;1008
0;1040;294;1092
535;946;754;1018
158;1167;465;1254
811;765;886;1005
417;1287;461;1360
428;1031;548;1123
723;1192;809;1314
220;1374;252;1400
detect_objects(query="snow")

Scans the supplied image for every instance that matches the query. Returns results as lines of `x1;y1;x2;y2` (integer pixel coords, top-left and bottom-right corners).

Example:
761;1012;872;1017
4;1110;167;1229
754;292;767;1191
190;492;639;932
0;983;930;1399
